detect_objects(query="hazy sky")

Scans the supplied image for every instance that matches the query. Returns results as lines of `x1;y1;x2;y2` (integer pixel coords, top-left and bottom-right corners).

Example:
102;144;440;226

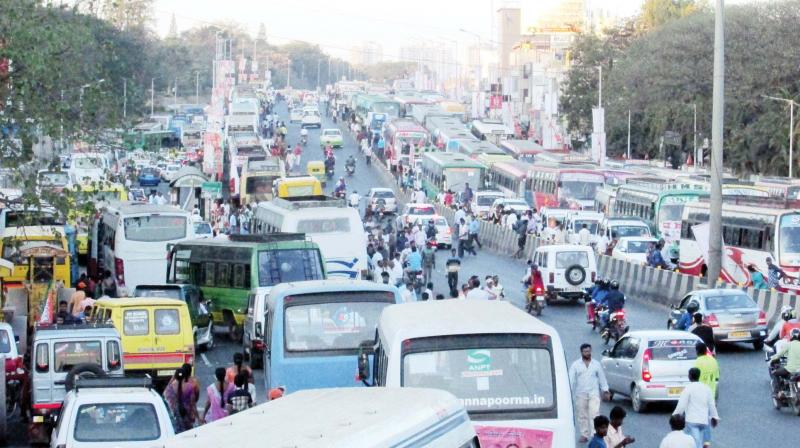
153;0;644;59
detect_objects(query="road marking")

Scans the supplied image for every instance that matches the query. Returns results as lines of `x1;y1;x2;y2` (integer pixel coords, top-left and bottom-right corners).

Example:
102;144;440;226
201;353;211;367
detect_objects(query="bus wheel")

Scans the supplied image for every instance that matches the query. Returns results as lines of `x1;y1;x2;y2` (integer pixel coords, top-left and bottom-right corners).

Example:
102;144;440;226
224;311;242;343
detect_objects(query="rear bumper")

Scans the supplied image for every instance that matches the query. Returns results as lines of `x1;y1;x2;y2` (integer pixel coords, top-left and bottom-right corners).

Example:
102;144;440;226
713;327;767;343
636;380;690;402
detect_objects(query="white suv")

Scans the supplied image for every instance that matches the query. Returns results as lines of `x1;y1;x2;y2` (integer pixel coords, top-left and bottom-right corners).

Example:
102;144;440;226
531;244;597;303
50;377;175;448
301;108;321;128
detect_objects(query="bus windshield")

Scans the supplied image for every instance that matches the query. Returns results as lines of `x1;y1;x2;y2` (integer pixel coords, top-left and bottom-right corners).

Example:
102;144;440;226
373;102;400;117
257;249;324;287
779;214;800;259
245;176;276;199
402;334;554;415
124;215;187;242
559;179;603;201
284;297;392;353
444;168;481;193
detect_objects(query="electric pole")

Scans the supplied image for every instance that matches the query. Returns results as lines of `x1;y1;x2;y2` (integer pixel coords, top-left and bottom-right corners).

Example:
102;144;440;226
707;0;725;286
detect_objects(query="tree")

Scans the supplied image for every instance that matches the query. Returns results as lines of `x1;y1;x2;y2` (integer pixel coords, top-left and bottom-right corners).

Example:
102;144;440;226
638;0;705;32
101;0;155;31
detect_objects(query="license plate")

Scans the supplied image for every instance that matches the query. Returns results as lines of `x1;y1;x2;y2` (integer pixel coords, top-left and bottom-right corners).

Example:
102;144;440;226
33;415;44;423
157;369;175;377
728;331;750;338
668;387;684;396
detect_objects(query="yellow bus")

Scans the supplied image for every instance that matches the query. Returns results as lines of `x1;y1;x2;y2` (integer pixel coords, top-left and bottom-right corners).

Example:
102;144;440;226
240;157;285;204
275;176;323;198
66;182;128;256
0;225;71;285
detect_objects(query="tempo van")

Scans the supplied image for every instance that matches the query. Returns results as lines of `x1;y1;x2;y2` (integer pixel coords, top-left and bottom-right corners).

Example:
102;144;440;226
164;387;479;448
359;300;575;447
250;280;399;391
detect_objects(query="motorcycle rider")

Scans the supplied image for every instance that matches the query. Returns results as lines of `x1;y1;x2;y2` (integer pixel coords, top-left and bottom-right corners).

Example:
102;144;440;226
404;245;423;286
600;280;625;330
345;155;356;174
586;279;609;324
425;219;438;241
334;177;346;197
300;127;308;145
324;153;336;176
324;144;334;158
421;240;436;285
348;190;360;208
766;306;798;348
675;301;700;331
522;263;545;306
770;328;800;397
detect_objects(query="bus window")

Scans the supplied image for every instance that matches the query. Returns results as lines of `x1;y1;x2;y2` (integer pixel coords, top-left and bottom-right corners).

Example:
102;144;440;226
124;216;187;242
233;264;246;288
217;263;230;287
203;262;215;286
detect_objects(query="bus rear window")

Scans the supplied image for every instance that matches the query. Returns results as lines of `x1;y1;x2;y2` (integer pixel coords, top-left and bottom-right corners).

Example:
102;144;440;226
296;218;350;233
257;249;324;286
124;216;187;242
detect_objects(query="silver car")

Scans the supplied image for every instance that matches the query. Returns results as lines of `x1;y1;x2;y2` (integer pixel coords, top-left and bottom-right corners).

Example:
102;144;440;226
667;288;768;350
601;330;702;412
368;188;398;213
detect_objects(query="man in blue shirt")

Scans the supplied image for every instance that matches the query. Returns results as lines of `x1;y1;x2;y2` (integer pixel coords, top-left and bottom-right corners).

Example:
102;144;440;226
588;415;610;448
468;217;482;249
405;246;423;274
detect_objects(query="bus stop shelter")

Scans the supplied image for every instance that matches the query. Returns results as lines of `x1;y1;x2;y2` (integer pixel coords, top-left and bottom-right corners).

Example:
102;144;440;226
169;166;208;214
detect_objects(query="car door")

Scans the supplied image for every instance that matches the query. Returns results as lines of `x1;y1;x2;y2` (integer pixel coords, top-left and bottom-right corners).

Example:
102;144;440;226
603;337;631;392
615;337;640;392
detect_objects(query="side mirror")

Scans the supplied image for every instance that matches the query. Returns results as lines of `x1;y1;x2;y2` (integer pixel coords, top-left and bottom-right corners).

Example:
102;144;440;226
357;340;373;383
602;349;610;357
255;322;263;338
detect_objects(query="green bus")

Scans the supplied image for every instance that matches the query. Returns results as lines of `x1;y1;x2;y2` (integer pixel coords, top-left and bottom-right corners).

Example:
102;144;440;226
166;233;326;339
419;152;487;199
612;184;708;242
123;129;179;151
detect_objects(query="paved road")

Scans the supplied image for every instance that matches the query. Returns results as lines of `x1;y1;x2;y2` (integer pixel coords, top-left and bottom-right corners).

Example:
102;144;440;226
194;101;794;447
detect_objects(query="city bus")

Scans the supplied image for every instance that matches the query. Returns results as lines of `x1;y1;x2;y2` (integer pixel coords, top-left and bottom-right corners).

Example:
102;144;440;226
499;139;547;162
382;119;430;172
364;300;575;447
425;116;472;151
88;202;194;296
679;201;800;292
469;119;514;144
239;156;285;205
476;152;514;169
488;160;535;204
167;234;325;339
354;94;401;129
612;184;708;242
420;152;487;200
754;177;800;200
67;181;129;256
453;139;506;159
0;225;71;285
525;164;605;210
394;94;431;118
251;196;368;279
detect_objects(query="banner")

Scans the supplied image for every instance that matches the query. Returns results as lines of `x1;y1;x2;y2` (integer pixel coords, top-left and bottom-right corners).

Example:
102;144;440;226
475;425;553;448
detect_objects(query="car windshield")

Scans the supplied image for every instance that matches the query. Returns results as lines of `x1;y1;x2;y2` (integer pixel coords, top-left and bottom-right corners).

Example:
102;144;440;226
625;241;652;253
323;130;341;137
257;249;324;287
704;294;756;311
124;215;187;242
573;220;599;233
372;190;395;199
648;339;699;361
54;341;102;372
133;288;181;300
477;195;502;206
779;214;800;256
402;335;554;414
193;222;212;234
555;251;590;268
284;297;393;353
612;225;650;238
0;329;12;354
141;168;157;176
74;403;160;442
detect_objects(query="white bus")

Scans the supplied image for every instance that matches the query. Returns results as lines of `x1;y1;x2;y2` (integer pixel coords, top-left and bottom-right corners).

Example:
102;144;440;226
252;196;368;279
679;201;800;292
361;300;575;447
165;388;478;448
89;202;193;296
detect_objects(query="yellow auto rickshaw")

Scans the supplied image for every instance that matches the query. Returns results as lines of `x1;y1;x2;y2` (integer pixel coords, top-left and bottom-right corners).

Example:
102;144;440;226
307;161;327;186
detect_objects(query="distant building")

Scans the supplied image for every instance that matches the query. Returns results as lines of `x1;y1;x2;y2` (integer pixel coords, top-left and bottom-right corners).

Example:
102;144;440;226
496;7;522;74
350;41;383;66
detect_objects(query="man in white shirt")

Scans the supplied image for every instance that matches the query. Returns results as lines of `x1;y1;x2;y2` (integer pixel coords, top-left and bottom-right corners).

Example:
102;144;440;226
400;281;417;303
578;223;592;246
569;344;610;443
414;188;426;204
155;191;167;205
672;368;719;448
413;224;426;248
659;414;696;448
389;255;404;287
505;211;518;230
597;233;610;256
465;278;492;300
453;206;466;227
348;190;360;208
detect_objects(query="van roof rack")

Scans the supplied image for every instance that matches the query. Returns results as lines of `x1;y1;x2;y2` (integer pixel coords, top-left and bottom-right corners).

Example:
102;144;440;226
75;376;153;391
228;233;306;243
34;323;116;331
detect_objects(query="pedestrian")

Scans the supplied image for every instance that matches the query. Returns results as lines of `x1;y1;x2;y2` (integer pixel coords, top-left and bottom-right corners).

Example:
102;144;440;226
445;248;461;292
766;257;785;289
689;314;715;353
225;352;253;385
588;415;610;448
672;367;719;448
400;281;417;303
659;414;696;448
201;367;231;424
748;265;768;289
226;372;254;414
578;223;592;246
569;343;611;443
163;368;199;432
468;216;482;249
513;216;527;258
462;183;473;205
421;242;436;285
605;406;635;447
465;278;492;300
694;342;719;398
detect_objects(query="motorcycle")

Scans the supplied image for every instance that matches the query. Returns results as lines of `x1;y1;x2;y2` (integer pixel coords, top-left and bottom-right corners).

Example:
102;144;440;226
325;166;334;180
768;351;800;415
590;303;606;332
601;309;628;345
301;135;308;146
346;164;355;177
525;285;546;316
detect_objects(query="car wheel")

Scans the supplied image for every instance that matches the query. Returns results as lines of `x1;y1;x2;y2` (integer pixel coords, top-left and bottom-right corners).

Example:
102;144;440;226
65;363;107;392
753;339;764;351
631;385;646;413
564;264;586;286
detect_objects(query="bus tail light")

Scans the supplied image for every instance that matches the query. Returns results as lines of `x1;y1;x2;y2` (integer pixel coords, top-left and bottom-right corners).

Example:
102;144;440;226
641;348;653;382
757;310;767;326
114;258;125;286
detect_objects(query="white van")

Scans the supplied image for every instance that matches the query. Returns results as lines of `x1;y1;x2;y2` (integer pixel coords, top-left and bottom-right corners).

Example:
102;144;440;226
164;387;478;448
532;244;598;302
252;196;368;279
361;300;575;447
566;211;604;245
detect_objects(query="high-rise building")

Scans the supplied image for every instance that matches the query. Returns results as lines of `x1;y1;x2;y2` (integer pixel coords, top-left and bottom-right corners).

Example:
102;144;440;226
349;41;383;66
497;7;521;74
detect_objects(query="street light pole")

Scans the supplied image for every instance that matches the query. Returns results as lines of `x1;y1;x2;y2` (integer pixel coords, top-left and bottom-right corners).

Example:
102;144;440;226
764;95;797;177
173;76;178;107
693;103;698;167
597;66;602;108
627;109;631;159
123;78;127;119
317;58;321;91
708;0;725;286
287;59;291;88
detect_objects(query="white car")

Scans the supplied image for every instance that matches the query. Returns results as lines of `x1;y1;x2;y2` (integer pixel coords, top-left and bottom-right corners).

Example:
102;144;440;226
301;108;321;128
367;187;398;213
611;237;658;264
566;211;604;245
289;108;304;123
163;163;181;182
472;190;504;218
531;244;597;302
600;217;653;255
50;377;175;448
398;203;436;228
491;197;531;215
414;215;452;248
193;221;213;238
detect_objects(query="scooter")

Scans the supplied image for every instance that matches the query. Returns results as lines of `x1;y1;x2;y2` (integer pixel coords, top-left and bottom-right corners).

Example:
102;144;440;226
525;286;545;316
346;164;355;177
